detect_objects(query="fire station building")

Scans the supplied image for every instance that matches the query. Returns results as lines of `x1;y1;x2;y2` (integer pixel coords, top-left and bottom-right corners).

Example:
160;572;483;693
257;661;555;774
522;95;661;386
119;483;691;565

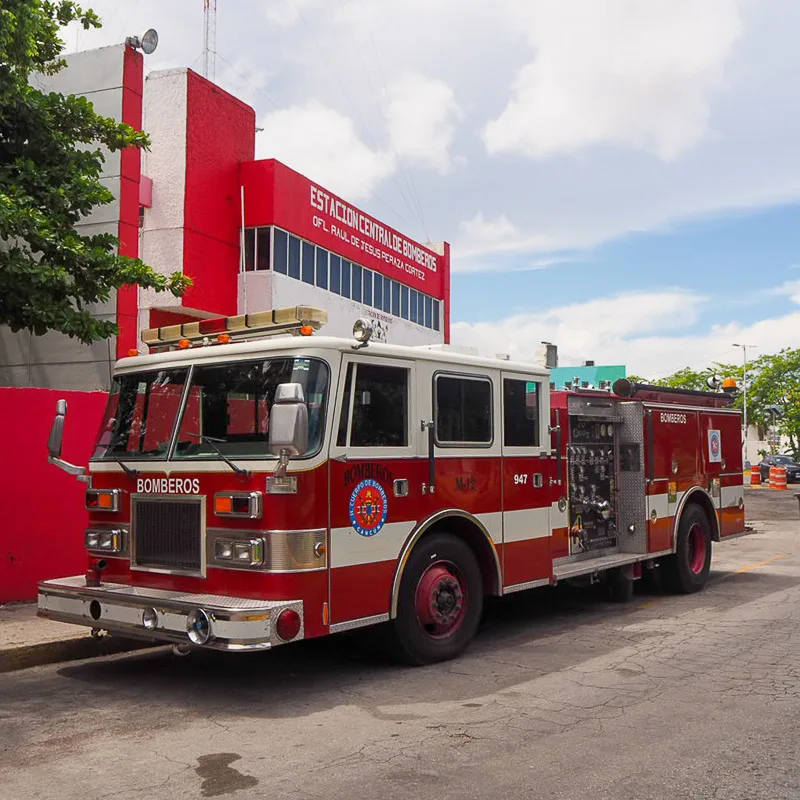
0;43;450;602
137;66;449;371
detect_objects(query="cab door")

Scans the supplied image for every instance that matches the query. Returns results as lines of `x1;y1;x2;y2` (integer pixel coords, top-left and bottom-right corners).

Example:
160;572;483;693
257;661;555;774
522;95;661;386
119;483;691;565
327;353;418;626
500;373;553;588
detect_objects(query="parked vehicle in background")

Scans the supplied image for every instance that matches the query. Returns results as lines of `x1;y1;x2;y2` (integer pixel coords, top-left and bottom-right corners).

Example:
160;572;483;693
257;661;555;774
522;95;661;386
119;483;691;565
758;455;800;484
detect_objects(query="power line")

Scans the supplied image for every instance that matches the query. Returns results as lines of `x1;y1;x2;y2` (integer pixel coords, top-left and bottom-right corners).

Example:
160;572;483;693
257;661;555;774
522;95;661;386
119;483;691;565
289;0;426;235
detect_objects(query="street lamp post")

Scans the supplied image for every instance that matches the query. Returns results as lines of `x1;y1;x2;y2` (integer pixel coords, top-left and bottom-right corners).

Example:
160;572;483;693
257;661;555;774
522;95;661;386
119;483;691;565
733;343;757;466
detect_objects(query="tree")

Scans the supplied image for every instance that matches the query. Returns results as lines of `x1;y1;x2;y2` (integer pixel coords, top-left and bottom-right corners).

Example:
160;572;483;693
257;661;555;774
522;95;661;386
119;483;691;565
745;349;800;458
0;1;190;345
631;365;739;392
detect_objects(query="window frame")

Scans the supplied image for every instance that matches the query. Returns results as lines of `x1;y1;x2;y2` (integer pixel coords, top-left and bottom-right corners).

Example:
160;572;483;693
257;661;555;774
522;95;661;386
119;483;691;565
500;372;547;455
168;357;332;462
501;377;541;450
331;355;416;457
432;370;494;449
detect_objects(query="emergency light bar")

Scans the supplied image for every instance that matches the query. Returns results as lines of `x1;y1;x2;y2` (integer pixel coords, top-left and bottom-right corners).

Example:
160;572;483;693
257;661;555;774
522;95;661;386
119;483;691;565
141;306;328;350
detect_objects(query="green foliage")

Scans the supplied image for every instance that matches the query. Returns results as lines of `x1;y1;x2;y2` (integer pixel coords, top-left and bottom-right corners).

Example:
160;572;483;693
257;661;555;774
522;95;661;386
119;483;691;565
0;1;190;345
746;349;800;458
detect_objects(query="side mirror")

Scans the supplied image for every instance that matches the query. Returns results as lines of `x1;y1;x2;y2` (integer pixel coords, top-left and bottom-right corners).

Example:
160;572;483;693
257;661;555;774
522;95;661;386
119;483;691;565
47;399;89;483
269;383;309;457
47;400;67;459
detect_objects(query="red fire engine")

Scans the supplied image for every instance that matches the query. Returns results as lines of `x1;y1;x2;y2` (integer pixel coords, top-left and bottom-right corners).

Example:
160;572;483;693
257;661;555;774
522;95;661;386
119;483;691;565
39;307;748;664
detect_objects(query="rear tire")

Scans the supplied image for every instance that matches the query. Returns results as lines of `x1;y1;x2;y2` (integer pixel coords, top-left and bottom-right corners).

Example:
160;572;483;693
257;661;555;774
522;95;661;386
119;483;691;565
662;504;712;594
389;532;483;666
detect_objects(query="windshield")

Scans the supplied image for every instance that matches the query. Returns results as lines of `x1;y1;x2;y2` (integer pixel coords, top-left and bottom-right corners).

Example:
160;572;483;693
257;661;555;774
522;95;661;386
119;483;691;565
173;357;329;460
774;456;797;465
93;358;329;462
93;368;190;460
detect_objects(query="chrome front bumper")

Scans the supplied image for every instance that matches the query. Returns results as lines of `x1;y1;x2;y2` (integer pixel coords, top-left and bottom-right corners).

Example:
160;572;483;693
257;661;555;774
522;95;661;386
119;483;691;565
37;576;304;651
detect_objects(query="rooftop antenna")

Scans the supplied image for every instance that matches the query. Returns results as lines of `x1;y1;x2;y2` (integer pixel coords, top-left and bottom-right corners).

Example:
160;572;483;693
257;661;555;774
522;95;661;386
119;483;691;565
202;0;217;82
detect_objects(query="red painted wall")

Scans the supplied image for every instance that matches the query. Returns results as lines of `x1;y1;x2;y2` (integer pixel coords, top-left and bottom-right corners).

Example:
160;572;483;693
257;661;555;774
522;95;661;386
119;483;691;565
116;45;144;359
0;388;108;602
182;70;256;317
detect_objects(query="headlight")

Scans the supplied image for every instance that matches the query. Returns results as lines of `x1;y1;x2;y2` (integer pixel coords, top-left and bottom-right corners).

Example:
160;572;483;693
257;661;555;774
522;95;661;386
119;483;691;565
215;539;234;560
85;528;123;553
85;530;101;550
213;538;263;566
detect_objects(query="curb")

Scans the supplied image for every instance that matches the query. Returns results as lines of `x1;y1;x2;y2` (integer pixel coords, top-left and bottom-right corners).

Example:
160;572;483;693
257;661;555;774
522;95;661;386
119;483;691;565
0;635;154;674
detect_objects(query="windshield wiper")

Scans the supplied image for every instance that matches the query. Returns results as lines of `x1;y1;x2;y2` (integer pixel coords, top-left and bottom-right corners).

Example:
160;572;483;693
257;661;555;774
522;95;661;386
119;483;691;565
110;453;140;478
188;433;250;480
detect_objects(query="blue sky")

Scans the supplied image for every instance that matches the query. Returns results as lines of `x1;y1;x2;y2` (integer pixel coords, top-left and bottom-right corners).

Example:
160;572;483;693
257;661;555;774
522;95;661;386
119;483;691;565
66;0;800;376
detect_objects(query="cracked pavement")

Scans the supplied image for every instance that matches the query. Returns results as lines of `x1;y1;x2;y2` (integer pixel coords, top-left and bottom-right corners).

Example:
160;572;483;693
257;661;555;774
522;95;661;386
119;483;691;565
1;489;798;799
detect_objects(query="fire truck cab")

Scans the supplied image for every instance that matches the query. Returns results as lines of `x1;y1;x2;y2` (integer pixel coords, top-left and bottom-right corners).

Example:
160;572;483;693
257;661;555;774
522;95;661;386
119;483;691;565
39;307;747;665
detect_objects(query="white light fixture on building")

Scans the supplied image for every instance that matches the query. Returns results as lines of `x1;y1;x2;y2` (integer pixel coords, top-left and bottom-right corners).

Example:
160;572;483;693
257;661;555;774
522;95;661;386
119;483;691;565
126;29;159;55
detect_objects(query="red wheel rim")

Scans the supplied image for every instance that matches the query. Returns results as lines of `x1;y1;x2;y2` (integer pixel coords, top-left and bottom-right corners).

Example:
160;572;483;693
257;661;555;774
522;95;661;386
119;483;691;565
415;560;467;639
687;523;707;574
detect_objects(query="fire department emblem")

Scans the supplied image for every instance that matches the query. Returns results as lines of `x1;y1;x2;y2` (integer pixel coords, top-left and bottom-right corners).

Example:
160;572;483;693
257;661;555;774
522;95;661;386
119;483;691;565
708;429;722;463
349;479;388;537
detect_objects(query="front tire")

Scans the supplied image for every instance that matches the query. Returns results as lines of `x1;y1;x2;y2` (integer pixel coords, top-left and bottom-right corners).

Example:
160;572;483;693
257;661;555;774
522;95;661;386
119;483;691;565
390;533;483;665
662;504;712;594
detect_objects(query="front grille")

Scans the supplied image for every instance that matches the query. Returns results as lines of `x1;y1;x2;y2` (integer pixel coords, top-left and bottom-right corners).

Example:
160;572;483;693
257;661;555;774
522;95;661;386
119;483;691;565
132;498;203;573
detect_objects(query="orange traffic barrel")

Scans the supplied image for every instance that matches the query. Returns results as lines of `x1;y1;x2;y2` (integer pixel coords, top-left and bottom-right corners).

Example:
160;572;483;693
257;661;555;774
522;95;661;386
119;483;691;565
750;466;761;486
771;466;788;491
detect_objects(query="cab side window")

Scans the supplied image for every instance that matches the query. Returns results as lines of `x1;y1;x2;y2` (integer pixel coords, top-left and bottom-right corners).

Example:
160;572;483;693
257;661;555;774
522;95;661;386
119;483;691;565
503;379;540;447
435;374;492;445
337;362;409;447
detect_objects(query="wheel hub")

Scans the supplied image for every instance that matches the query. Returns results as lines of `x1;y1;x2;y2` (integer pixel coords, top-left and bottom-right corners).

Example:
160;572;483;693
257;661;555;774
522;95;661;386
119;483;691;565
687;522;707;574
415;562;467;637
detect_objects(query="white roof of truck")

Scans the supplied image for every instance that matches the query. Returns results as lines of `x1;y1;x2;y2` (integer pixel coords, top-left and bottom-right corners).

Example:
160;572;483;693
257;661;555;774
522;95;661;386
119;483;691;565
116;335;550;378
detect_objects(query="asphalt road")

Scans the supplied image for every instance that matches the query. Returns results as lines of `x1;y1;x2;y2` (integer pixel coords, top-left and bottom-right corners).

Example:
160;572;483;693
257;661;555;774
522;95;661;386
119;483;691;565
1;488;798;800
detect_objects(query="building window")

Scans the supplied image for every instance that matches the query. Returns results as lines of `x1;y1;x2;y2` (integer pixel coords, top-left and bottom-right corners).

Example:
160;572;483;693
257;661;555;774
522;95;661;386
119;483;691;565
362;269;373;306
243;226;443;338
288;235;301;280
435;374;492;446
382;279;392;313
273;229;288;274
391;280;400;316
256;228;270;271
301;241;315;284
330;254;341;294
341;259;351;299
244;229;255;271
316;248;328;290
503;379;540;447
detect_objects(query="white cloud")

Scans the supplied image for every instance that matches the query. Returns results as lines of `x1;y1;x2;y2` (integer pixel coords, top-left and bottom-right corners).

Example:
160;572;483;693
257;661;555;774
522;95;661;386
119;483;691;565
384;72;462;173
263;0;325;27
485;0;743;160
256;101;395;201
454;211;552;262
452;287;800;377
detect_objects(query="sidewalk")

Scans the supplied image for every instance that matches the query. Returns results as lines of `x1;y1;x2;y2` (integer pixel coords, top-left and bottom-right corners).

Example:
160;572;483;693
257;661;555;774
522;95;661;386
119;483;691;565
0;602;150;673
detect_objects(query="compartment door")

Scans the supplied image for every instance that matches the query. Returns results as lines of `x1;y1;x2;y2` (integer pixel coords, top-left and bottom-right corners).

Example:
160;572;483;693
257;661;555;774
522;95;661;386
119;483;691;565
500;373;553;588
